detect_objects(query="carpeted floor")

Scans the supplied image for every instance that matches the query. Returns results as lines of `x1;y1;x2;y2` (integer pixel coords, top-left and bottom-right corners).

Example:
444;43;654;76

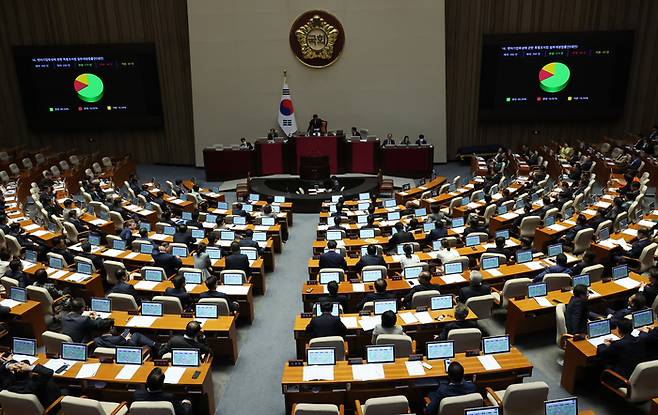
138;162;642;415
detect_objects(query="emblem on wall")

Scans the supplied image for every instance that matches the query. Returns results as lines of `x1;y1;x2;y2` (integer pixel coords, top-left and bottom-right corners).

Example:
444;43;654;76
289;10;345;68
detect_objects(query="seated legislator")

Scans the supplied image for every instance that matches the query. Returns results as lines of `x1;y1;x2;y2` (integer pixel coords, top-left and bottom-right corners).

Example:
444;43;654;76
458;271;491;304
110;269;139;301
436;303;478;340
225;241;251;277
93;318;158;352
33;268;69;299
388;222;415;253
435;239;460;265
532;253;571;282
134;367;193;415
61;298;105;343
641;268;658;308
355;244;386;273
371;310;404;343
424;361;477;415
597;319;646;381
608;293;647;328
164;275;193;310
238;229;263;254
317;280;348;310
201;275;239;313
173;224;196;248
305;301;347;339
463;216;488;238
319;240;347;270
485;236;511;261
0;355;61;408
427;221;448;242
356;278;395;310
153;243;183;277
403;271;440;307
382;133;395;146
161;321;211;357
78;241;104;271
399;243;421;268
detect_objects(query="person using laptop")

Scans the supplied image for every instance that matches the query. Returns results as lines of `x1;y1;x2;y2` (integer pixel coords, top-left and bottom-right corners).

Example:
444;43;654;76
319;240;347;270
186;210;203;229
371;310;404;344
78;241;104;271
193;243;212;281
532;253;571;283
608;293;648;328
239;229;263;255
424;361;477;415
356;278;395;310
164;275;193;310
152;243;183;277
33;268;69;299
93;318;159;353
317;280;348;311
596;319;646;383
388;222;415;253
399;244;420;268
305;302;347;339
458;271;491;304
403;271;440;307
66;209;89;233
485;236;511;261
427;221;448;242
200;275;239;313
225;241;252;277
536;196;555;218
133;367;193;415
355;244;386;273
161;321;210;357
110;269;139;302
50;238;75;266
0;354;61;408
436;303;478;340
5;259;29;288
173;224;195;248
119;220;137;244
61;298;106;342
623;228;652;260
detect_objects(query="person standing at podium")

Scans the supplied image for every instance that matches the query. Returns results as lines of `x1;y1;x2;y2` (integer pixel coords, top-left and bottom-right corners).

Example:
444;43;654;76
267;128;278;141
307;114;324;135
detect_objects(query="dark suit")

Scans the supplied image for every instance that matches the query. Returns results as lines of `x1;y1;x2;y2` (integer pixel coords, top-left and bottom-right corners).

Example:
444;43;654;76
485;246;510;260
77;251;103;271
51;246;75;265
152;251;182;277
597;335;646;378
317;294;348;310
239;237;262;254
639;328;658;360
61;312;104;342
565;297;588;335
94;332;155;348
307;118;323;133
388;231;415;250
162;334;210;357
319;251;347;270
642;283;658;309
437;320;478;341
355;254;386;273
173;232;195;248
164;287;192;310
0;363;60;407
563;224;588;242
225;253;251;276
200;290;238;312
403;282;441;306
627;238;651;259
533;264;572;282
463;225;488;237
427;227;448;241
110;281;139;301
425;380;478;415
458;284;491;304
133;389;192;415
356;292;395;310
305;312;347;338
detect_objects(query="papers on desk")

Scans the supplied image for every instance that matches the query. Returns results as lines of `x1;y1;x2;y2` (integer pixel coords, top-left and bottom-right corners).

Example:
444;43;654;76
595;201;611;209
587;334;618;347
563;220;576;226
399;312;419;324
11;354;39;364
216;285;249;295
405;361;426;376
43;359;76;373
137;209;154;216
317;225;329;231
20;260;33;270
441;274;466;284
582;209;598;216
31;230;50;237
352;363;385;381
390;255;403;262
90;219;108;226
597;238;623;249
491;194;502;201
303;365;334;381
66;273;89;283
185;284;198;293
254;225;271;231
352;283;365;293
524;262;545;271
415;311;434;324
487;269;503;277
49;270;69;280
103;249;124;257
83;310;110;319
637;220;656;229
466;202;481;209
499;212;518;220
125;252;141;259
0;299;20;308
358;315;381;331
615;277;641;290
115;364;141;380
164;366;186;384
478;355;502;371
76;363;101;379
341;316;359;329
134;281;159;290
534;297;552;307
548;224;567;232
23;223;40;231
513;208;525;215
452;226;465;234
622;228;638;237
126;315;158;328
151;233;168;241
171;198;184;204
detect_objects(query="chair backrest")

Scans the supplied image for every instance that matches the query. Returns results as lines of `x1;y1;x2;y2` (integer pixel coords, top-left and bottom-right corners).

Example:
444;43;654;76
596;219;612;236
198;297;231;316
63;221;80;243
438;392;483;415
447;328;482;353
102;156;113;168
468;232;489;243
614;212;628;232
309;336;346;360
572;228;594;255
1;276;20;293
22;157;33;170
638;243;658;273
483;204;497;223
519;216;541;238
92;346;117;359
153;295;183;314
501;278;532;307
465;294;494;320
130;401;176;415
628;360;658;402
0;170;9;183
9;163;20;175
502;381;549;415
43;330;73;355
69;155;80;166
92;162;102;173
5;234;22;256
376;334;413;357
543;207;558;221
0;390;45;415
61;396;107;415
59;160;70;171
560;201;573;218
103;260;127;286
109;211;124;231
26;285;55;316
470;190;485;202
542;273;571;292
361;395;409;415
47;251;68;268
582;264;604;283
293;403;340;415
555;303;567;347
361;265;387;280
107;292;139;312
411;290;441;308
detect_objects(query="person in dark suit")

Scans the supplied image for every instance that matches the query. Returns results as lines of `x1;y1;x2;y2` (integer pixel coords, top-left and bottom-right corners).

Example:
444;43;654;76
173;224;195;248
424;361;477;415
161;321;211;357
388;222;415;252
570;251;596;276
66;209;89;233
93;318;158;351
403;271;440;307
78;241;104;271
626;228;652;259
559;214;589;245
231;203;247;218
0;357;61;407
60;298;105;342
110;269;139;302
416;134;428;145
597;319;646;382
133;367;193;415
458;271;491;304
307;114;324;134
427;221;448;242
463;216;488;237
225;241;251;277
164;275;193;310
152;243;182;277
239;137;253;150
50;238;75;266
355;244;387;273
485;236;511;261
327;216;347;232
642;268;658;309
356;278;395;310
5;259;30;288
238;229;262;255
317;280;348;310
305;301;347;338
319;240;347;270
533;253;572;282
609;293;647;328
200;276;239;313
437;303;478;340
382;133;395;146
565;285;591;335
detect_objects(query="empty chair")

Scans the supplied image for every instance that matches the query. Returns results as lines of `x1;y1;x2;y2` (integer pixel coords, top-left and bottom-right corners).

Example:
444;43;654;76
572;228;594;255
34;153;45;165
376;334;413;357
0;170;10;183
555;303;570;366
50;165;61;178
491;278;531;309
482;204;497;225
1;276;20;294
69;154;80;167
560;201;574;218
59;160;70;171
447;328;482;353
411;290;441;308
0;151;9;161
465;294;494;320
519;216;541;238
542;273;572;292
582;264;604;283
46;252;69;268
129;402;175;415
102;156;113;169
470;189;485;202
42;331;73;356
595;220;612;238
292;403;341;415
354;395;409;415
92;162;103;174
27;285;68;326
107;293;139;312
153;295;183;314
485;381;549;415
22;157;33;170
9;163;20;176
308;336;347;360
543;207;559;222
60;396;128;415
613;212;628;232
109;211;124;231
602;360;658;403
436;393;483;415
0;390;61;415
198;297;231;316
62;221;83;244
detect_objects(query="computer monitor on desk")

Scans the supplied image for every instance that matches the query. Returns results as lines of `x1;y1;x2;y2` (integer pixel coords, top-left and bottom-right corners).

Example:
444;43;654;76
366;345;395;363
465;407;501;415
61;342;87;362
307;347;336;366
116;346;143;365
544;398;577;415
172;348;200;367
426;340;454;360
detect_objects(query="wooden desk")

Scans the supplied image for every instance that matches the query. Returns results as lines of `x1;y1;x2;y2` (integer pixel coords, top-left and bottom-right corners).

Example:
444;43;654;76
394;176;446;205
281;349;533;413
0;299;46;344
109;311;239;364
292;308;477;358
419;181;480;210
23;263;105;298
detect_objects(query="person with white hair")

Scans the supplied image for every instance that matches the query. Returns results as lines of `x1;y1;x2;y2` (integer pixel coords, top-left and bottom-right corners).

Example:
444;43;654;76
458;270;491;303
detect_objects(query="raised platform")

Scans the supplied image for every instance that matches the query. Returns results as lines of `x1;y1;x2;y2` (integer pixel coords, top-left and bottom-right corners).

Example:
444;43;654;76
249;176;380;213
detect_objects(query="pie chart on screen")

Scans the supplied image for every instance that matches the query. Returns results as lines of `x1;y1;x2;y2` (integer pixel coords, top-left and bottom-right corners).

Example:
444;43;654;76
74;73;104;103
539;62;570;93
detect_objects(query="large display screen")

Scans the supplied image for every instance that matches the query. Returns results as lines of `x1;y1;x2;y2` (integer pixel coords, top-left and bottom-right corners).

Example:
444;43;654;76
13;43;163;131
479;31;633;121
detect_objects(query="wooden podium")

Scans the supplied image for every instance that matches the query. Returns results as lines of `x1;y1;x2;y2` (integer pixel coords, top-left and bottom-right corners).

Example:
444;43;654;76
299;156;330;181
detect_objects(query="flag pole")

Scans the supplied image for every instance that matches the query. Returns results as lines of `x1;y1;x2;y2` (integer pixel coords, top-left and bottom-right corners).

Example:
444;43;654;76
283;69;287;83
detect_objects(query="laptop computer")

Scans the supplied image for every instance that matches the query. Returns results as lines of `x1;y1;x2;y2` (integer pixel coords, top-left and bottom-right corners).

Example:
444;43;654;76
587;319;611;339
482;335;510;355
365;345;395;363
172;348;200;367
426;340;454;360
373;299;397;315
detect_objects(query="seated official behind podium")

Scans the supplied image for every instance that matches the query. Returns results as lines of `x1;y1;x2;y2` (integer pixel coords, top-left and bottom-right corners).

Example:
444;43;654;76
319;240;347;270
356;278;395;310
416;134;428;145
424;361;477;415
403;271;440;307
371;310;404;343
355;244;386;273
307;114;324;135
458;271;491;303
400;135;411;145
267;128;279;140
317;280;348;310
134;368;193;415
239;137;253;150
597;319;646;382
306;302;347;339
382;133;395;146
